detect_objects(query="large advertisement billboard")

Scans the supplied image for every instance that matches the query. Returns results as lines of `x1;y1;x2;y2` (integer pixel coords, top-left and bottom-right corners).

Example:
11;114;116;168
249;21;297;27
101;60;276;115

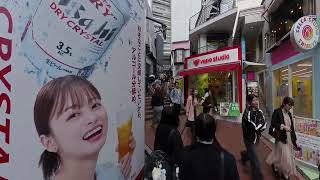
0;0;145;179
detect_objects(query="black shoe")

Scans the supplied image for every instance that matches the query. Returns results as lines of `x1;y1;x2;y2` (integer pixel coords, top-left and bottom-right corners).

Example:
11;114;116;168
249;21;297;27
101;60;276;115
240;151;248;165
240;158;246;165
271;164;279;177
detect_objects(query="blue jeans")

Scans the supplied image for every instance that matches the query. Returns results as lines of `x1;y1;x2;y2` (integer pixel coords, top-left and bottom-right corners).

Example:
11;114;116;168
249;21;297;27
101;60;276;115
242;140;264;180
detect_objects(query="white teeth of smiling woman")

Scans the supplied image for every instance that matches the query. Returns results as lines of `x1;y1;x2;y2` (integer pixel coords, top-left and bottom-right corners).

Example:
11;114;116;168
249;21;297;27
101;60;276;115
83;126;102;140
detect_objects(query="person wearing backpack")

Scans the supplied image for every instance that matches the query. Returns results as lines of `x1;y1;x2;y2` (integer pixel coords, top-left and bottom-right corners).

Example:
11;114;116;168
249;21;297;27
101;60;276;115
176;113;239;180
154;107;183;162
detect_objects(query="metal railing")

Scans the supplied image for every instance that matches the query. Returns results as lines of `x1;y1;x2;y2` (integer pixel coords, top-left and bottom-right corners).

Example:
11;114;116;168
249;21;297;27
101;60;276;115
196;37;240;53
189;0;236;31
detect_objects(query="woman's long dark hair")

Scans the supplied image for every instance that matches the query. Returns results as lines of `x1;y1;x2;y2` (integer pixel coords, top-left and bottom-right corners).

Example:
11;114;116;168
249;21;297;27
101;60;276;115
280;96;294;108
190;88;198;106
160;106;179;128
38;150;60;179
34;75;101;180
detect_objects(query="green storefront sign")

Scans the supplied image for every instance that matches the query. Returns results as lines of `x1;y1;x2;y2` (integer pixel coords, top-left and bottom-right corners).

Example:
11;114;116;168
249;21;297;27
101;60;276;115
220;102;240;117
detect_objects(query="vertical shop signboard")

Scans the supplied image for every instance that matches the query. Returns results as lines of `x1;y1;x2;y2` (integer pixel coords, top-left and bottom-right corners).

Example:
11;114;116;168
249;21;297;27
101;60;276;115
0;0;145;179
220;102;240;117
294;116;320;167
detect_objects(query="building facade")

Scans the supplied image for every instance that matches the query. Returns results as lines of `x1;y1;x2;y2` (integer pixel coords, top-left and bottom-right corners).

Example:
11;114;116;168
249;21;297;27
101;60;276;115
171;40;191;78
260;0;320;176
261;0;319;119
146;1;164;78
152;0;172;69
179;0;266;123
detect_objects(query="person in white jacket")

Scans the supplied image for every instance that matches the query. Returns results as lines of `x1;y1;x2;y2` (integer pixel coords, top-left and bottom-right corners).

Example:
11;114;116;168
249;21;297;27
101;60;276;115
200;88;209;105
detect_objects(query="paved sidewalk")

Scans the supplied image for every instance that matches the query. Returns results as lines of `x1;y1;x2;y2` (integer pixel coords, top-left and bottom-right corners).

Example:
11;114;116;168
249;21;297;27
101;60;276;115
145;114;303;180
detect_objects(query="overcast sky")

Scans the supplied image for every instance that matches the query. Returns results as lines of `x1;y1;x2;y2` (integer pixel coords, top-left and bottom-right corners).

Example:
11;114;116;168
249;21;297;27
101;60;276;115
171;0;201;42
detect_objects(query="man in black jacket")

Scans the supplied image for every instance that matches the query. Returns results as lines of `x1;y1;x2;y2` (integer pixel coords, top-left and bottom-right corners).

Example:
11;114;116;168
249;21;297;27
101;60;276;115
241;94;267;180
177;113;239;180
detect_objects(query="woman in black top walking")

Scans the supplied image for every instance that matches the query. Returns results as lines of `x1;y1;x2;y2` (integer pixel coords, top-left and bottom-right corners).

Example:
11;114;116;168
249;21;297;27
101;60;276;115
267;97;299;180
154;107;183;160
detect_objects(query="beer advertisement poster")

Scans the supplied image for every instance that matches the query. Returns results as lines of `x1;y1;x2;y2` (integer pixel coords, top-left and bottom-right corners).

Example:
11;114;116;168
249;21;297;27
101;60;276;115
0;0;145;179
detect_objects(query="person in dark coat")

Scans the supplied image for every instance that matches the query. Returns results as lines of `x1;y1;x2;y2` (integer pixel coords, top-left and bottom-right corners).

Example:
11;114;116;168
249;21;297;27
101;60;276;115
151;87;164;128
241;94;267;180
202;91;211;114
154;107;183;161
202;89;218;114
177;113;239;180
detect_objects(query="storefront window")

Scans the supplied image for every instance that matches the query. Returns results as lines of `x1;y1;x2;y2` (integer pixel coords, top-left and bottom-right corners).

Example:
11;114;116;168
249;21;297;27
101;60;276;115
273;58;313;118
208;72;234;103
188;71;237;102
291;59;313;118
273;67;289;109
188;73;208;98
188;71;239;114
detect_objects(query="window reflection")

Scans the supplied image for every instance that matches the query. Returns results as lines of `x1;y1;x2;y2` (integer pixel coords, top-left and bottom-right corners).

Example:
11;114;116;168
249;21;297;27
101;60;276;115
291;59;313;118
274;67;289;108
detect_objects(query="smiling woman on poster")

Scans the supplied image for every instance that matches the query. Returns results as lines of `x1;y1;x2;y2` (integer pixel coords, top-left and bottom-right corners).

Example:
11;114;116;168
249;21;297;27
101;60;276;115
33;75;135;180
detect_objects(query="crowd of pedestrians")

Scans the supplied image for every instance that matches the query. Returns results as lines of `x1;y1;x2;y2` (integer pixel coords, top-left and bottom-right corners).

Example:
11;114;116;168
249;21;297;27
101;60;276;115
146;78;315;180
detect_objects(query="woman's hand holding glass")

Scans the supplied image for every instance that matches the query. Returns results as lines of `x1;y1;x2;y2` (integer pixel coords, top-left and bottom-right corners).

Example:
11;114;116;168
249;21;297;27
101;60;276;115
116;132;136;179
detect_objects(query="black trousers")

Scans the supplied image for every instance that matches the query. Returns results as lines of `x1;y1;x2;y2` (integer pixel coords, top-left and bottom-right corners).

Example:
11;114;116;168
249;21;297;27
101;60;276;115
186;120;196;145
241;140;264;180
173;103;181;118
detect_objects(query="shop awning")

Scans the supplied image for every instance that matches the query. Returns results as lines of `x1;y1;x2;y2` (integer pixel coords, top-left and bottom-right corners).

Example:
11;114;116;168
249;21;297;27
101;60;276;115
179;63;240;76
243;61;267;72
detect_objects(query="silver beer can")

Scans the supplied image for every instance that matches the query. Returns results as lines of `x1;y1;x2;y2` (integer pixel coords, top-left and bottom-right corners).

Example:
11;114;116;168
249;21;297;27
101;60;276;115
22;0;131;79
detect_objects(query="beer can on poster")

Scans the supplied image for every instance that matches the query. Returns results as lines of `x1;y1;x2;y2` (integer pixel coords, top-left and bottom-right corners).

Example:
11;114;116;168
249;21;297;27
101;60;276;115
22;0;131;79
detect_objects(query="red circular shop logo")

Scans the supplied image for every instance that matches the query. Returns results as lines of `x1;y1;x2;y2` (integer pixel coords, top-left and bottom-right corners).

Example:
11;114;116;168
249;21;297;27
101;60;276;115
302;25;313;40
